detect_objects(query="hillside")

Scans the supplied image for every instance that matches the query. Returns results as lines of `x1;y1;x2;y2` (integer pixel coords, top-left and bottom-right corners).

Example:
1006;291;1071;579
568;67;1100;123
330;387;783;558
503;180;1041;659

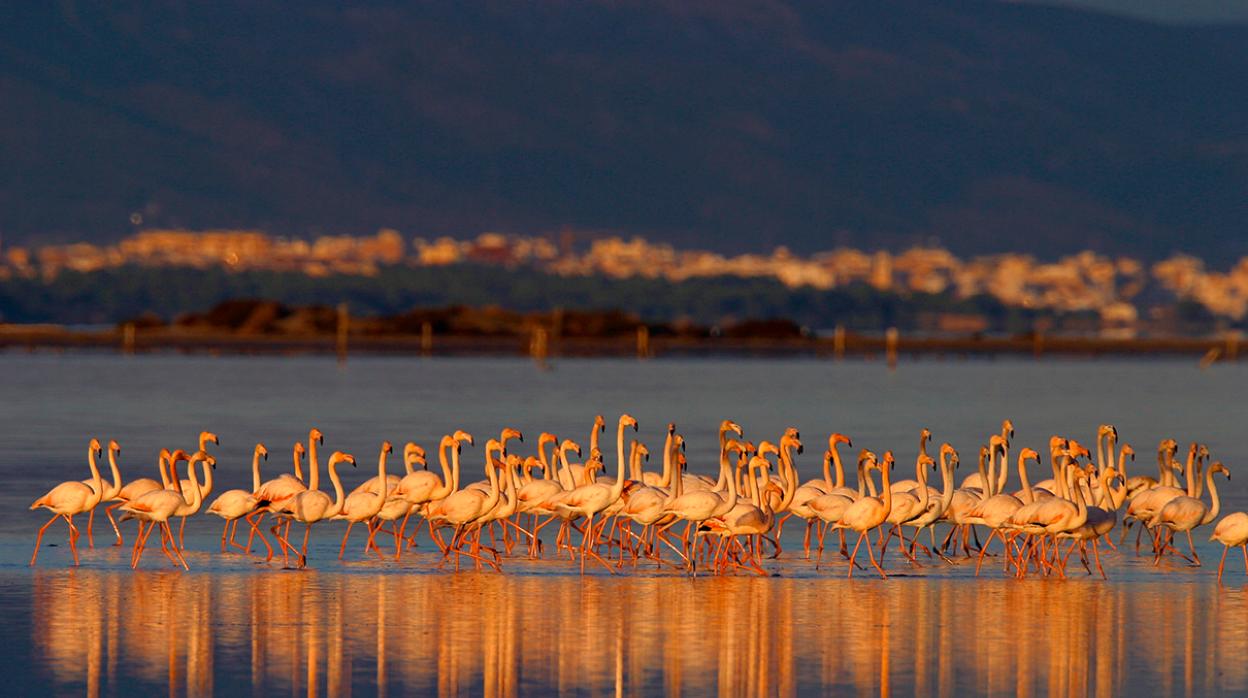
1;1;1245;259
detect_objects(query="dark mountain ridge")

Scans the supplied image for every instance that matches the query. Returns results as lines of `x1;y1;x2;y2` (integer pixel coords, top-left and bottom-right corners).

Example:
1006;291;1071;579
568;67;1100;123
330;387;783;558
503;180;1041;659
1;1;1245;259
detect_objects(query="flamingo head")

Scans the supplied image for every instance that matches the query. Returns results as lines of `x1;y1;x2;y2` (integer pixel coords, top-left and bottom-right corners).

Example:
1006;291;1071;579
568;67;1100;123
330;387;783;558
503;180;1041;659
560;439;582;458
1211;462;1230;480
1002;419;1014;439
294;442;306;458
256;443;268;460
453;430;475;446
635;442;650;461
310;428;323;445
88;438;102;457
108;439;120;454
721;420;743;437
829;433;852;449
593;415;606;431
1019;447;1040;464
620;414;638;432
380;441;393;456
539;432;558;449
200;431;219;448
1121;444;1135;460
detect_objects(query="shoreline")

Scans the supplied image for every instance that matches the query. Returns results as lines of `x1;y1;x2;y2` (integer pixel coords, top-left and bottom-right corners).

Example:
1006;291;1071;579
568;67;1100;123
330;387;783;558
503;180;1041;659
0;325;1240;360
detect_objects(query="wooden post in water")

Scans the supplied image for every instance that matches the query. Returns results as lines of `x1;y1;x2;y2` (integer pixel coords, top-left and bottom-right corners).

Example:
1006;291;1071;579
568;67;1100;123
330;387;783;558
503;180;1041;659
1227;331;1240;362
833;324;846;361
885;327;898;370
530;326;549;367
122;322;136;355
636;325;651;359
336;302;349;364
421;321;433;357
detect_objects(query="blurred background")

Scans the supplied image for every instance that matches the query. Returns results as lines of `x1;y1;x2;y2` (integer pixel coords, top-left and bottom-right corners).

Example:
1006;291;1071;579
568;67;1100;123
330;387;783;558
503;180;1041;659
1;1;1246;346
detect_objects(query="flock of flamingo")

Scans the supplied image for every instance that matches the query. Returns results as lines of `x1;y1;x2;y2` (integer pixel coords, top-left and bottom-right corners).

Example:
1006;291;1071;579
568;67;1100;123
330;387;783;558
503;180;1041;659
27;416;1248;581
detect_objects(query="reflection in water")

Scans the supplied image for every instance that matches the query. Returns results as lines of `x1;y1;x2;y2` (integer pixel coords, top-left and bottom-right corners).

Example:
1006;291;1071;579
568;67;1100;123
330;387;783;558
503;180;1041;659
28;570;1248;696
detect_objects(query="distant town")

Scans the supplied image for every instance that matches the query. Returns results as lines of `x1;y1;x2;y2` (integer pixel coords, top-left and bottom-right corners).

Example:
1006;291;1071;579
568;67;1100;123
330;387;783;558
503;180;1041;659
1;228;1245;334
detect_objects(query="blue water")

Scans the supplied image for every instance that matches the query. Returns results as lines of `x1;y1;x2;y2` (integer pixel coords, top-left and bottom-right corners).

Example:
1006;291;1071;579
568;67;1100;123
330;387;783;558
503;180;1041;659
3;353;1247;696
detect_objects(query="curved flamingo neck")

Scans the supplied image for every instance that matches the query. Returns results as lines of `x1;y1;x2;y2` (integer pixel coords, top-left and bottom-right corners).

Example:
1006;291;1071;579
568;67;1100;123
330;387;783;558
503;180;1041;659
374;448;389;496
609;421;629;503
1203;468;1223;525
1018;455;1035;505
556;446;575;490
249;449;263;492
307;447;321;492
327;460;347;517
293;446;305;484
83;444;103;506
158;452;171;489
306;436;320;484
1183;446;1197;496
996;442;1009;495
938;460;955;511
915;461;930;511
105;448;121;496
429;438;455;499
183;454;204;508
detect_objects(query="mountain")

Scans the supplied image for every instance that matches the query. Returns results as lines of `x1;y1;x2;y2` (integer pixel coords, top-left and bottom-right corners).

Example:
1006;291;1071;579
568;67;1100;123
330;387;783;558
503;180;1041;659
1;1;1245;260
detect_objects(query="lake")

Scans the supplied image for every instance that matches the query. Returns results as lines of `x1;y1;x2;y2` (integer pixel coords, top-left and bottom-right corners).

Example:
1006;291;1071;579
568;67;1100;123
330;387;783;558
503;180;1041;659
3;353;1247;696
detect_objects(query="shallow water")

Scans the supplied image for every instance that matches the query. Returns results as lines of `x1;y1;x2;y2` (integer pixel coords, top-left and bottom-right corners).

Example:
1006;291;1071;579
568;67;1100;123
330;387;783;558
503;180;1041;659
4;353;1248;696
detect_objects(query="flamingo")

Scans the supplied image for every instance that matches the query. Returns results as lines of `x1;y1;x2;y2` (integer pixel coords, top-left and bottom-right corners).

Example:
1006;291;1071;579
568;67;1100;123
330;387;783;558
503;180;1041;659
253;433;317;552
1149;461;1228;566
273;452;357;568
555;415;639;572
29;438;104;566
337;441;393;560
969;448;1040;574
104;448;174;546
120;450;211;570
660;425;740;575
435;439;505;571
205;443;272;555
809;450;876;563
843;450;895;578
396;431;473;555
1210;512;1248;583
81;439;122;548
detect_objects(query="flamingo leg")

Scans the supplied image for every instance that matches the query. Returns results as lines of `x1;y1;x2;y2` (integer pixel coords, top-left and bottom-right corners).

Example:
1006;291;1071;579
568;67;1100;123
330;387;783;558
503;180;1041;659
29;513;65;567
1217;545;1229;584
245;511;264;552
863;528;887;578
178;516;187;549
975;529;999;575
165;522;190;570
248;521;274;560
1091;539;1106;579
1186;530;1201;566
365;521;386;561
338;521;354;560
847;531;866;578
85;508;96;549
132;520;158;568
300;522;313;567
107;502;127;546
220;521;230;552
65;515;81;566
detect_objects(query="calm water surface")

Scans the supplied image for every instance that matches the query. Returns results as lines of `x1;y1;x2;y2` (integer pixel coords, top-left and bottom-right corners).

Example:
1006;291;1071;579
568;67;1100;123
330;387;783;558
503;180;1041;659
3;354;1248;696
